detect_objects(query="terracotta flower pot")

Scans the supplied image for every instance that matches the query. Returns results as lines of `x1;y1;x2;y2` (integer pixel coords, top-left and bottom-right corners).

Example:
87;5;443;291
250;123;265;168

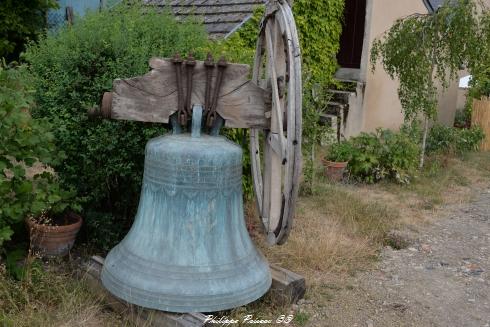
26;211;82;257
322;159;348;182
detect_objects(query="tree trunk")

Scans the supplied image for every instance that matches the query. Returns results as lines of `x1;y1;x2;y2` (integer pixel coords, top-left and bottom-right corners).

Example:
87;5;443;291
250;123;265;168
419;115;429;169
420;44;437;169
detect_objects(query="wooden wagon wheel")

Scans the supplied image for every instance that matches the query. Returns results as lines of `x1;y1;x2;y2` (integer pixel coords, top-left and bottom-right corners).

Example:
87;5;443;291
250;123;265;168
250;0;302;246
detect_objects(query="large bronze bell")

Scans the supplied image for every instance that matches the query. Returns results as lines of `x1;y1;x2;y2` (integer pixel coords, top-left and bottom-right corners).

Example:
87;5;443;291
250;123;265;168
97;0;303;313
101;106;271;313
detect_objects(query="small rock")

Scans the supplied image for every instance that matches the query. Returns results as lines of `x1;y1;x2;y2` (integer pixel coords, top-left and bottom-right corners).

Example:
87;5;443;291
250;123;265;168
391;302;408;312
366;319;374;327
291;304;299;311
385;231;411;250
425;264;436;270
462;263;484;276
421;244;432;253
408;247;418;252
297;299;305;305
468;298;476;303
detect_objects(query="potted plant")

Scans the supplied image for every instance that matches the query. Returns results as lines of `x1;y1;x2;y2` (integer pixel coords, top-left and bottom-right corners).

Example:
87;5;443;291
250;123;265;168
322;141;353;182
25;173;82;257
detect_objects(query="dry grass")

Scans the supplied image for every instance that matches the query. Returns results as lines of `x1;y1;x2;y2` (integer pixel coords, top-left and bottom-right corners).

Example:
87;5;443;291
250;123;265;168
0;259;130;327
254;183;399;278
370;152;490;226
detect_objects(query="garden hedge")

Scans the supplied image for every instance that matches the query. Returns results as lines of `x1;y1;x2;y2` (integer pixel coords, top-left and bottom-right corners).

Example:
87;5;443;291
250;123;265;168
25;5;209;250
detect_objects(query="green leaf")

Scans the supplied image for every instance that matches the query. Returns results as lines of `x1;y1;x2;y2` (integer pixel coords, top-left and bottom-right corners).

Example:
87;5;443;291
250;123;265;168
30;201;47;215
24;157;37;166
47;194;62;203
15;180;33;194
0;226;13;246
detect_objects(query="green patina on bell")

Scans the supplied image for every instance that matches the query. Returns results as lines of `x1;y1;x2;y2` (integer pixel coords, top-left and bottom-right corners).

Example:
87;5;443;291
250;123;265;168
101;105;271;313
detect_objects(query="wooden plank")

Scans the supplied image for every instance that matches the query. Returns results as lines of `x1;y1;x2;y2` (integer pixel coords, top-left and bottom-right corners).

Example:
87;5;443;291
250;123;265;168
85;256;305;323
270;264;306;306
84;256;208;327
109;58;269;129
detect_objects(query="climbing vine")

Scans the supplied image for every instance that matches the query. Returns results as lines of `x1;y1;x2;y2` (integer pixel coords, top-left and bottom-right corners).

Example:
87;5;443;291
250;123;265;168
215;0;345;194
294;0;345;193
293;0;345;87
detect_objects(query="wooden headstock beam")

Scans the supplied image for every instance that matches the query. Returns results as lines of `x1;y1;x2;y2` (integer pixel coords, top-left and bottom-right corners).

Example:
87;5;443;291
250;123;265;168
105;58;270;129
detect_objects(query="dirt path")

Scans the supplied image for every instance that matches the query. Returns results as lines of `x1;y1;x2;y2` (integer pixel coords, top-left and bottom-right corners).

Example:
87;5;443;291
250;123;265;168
302;188;490;327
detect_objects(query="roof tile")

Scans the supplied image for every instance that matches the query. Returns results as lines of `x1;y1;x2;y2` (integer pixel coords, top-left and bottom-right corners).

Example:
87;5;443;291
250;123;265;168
144;0;265;38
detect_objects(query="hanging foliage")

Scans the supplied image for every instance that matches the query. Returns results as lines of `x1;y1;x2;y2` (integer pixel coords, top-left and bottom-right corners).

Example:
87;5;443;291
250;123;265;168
371;0;480;167
468;6;490;100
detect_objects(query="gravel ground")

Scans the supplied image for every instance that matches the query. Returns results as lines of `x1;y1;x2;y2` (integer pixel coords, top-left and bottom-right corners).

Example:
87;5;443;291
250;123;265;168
300;188;490;327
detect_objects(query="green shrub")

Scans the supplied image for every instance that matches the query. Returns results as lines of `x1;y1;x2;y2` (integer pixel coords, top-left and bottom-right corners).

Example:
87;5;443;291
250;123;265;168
427;124;485;155
325;141;355;162
24;4;209;249
376;129;420;184
0;66;75;248
427;125;456;153
454;109;471;128
346;132;384;184
458;127;485;152
328;129;420;184
0;0;57;62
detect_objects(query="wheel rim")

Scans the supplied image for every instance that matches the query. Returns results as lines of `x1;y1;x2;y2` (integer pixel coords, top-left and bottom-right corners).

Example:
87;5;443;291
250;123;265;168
250;1;302;246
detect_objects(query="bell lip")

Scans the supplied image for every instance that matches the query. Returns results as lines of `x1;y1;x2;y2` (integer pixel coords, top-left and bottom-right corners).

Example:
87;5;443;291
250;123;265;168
100;246;272;313
101;270;272;313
